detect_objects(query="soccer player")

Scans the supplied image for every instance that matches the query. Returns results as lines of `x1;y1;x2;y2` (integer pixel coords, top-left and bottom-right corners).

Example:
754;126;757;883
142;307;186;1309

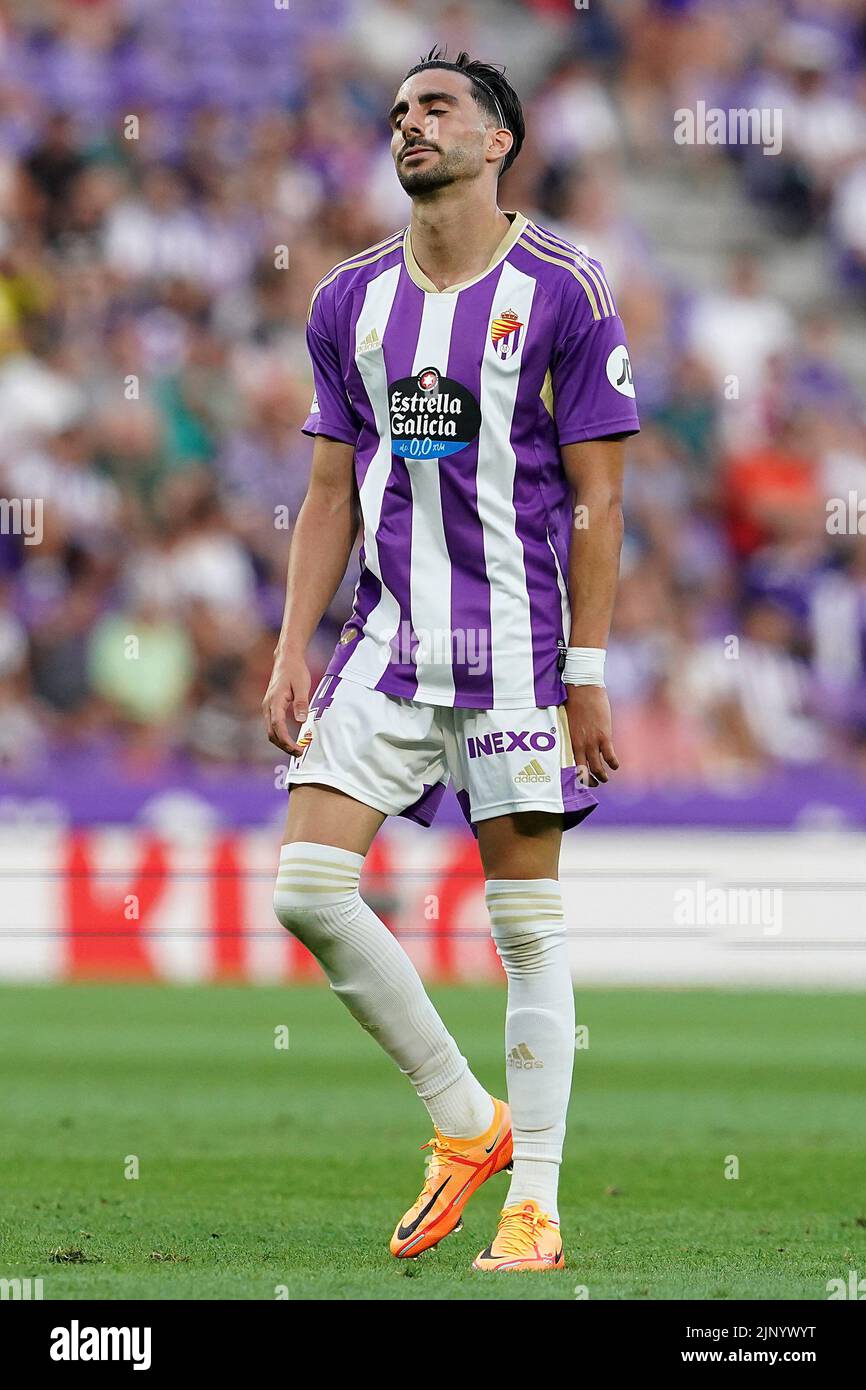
264;47;639;1273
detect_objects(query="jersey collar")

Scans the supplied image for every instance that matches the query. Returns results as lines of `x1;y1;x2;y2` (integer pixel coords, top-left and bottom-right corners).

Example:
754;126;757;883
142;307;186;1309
403;211;527;294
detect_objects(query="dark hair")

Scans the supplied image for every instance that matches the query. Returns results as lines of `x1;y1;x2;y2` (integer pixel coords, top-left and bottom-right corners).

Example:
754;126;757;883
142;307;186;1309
402;47;525;178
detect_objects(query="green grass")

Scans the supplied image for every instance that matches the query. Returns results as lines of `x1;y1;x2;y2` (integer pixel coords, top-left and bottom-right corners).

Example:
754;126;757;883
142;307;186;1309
0;984;864;1300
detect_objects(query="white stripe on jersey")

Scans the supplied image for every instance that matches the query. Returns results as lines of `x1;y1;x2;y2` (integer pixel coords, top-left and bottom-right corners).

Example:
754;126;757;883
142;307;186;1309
342;263;403;688
408;295;459;703
476;262;540;704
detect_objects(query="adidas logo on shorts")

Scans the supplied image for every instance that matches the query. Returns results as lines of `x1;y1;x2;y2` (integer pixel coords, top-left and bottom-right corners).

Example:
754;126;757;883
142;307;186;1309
507;1043;544;1069
513;758;551;785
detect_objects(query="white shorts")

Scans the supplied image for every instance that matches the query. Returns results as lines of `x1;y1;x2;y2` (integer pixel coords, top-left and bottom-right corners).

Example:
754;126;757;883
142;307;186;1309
285;674;598;836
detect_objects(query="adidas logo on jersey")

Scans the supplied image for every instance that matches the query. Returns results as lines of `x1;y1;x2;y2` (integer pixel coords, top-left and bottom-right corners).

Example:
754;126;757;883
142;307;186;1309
357;327;381;355
514;759;551;785
507;1043;543;1069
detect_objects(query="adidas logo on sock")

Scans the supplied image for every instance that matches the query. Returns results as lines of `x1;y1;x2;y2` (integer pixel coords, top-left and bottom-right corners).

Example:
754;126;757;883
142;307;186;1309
507;1042;544;1069
513;759;551;785
357;327;381;355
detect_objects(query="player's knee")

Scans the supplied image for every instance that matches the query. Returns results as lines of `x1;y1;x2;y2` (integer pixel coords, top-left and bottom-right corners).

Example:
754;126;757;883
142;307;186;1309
486;881;566;977
272;841;362;948
491;920;565;976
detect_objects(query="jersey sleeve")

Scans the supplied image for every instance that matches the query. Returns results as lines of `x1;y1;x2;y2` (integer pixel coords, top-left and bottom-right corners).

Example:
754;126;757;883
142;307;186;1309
301;286;362;446
549;259;641;447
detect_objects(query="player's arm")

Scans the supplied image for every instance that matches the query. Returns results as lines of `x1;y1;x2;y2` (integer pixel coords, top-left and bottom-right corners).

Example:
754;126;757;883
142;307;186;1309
263;434;359;755
560;435;626;785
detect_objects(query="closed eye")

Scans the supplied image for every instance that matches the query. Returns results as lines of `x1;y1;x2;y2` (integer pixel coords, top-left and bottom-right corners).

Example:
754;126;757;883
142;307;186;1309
390;106;449;131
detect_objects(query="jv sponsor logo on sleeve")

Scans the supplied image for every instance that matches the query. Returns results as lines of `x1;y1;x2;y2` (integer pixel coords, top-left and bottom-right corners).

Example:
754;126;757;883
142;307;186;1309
605;345;635;397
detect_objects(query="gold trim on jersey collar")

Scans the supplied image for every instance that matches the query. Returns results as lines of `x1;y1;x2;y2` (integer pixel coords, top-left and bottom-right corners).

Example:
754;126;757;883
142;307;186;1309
403;211;527;294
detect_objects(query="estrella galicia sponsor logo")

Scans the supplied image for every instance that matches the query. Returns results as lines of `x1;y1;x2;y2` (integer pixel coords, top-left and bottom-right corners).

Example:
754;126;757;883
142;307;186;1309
389;367;481;460
466;728;557;759
606;345;635;398
49;1320;152;1370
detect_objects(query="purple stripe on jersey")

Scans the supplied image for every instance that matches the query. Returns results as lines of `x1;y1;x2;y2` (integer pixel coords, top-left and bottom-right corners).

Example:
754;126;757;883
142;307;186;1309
561;766;599;828
511;428;567;706
344;248;403;491
440;273;502;706
373;271;425;695
400;780;448;828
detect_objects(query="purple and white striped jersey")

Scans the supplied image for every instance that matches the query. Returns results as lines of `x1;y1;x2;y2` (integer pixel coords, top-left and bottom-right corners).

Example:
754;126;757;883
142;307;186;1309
301;210;640;709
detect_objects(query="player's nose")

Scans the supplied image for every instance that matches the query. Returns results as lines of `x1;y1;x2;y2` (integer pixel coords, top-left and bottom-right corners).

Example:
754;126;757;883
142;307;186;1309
400;106;426;143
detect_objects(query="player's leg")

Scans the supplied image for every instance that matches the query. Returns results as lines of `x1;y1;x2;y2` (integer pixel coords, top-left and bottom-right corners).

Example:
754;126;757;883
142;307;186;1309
275;782;494;1141
471;810;570;1270
447;704;593;1270
281;776;385;854
272;682;511;1255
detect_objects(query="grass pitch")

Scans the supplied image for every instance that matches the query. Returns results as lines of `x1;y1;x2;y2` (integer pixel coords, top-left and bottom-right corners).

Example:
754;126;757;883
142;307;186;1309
0;983;864;1300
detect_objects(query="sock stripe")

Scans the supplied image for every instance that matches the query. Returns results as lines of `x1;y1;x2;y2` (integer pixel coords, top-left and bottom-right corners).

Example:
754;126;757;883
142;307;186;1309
278;861;359;878
489;895;561;906
275;870;358;886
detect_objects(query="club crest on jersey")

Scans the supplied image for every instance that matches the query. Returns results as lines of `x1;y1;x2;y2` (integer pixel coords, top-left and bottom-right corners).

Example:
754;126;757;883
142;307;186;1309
389;367;481;460
491;308;524;361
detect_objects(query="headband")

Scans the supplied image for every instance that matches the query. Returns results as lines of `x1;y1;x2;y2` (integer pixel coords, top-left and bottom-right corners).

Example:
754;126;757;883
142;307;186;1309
470;74;507;132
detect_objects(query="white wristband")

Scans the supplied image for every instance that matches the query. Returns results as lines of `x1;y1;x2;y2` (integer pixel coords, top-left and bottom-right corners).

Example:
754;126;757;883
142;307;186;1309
562;646;606;687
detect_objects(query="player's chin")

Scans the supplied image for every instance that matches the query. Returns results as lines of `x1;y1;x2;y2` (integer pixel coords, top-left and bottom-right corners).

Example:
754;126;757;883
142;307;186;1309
397;162;451;195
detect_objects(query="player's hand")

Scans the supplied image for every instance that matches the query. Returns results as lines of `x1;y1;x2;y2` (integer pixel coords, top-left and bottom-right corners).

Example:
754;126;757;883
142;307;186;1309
262;651;311;756
564;684;620;786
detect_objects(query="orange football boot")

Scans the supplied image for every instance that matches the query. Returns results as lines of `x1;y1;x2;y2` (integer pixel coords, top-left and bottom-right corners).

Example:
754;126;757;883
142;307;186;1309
473;1199;565;1272
390;1097;512;1259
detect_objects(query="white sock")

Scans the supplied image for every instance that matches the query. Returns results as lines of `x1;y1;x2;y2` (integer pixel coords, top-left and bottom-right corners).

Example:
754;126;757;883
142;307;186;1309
486;878;574;1220
274;842;494;1139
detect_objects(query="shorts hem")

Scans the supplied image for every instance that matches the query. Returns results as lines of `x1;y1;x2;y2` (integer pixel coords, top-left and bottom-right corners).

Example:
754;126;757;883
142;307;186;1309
466;796;599;832
286;769;447;828
468;798;566;823
285;770;398;819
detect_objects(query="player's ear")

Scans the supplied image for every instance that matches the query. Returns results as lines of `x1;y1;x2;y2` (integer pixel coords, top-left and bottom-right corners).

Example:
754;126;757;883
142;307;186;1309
487;125;513;167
